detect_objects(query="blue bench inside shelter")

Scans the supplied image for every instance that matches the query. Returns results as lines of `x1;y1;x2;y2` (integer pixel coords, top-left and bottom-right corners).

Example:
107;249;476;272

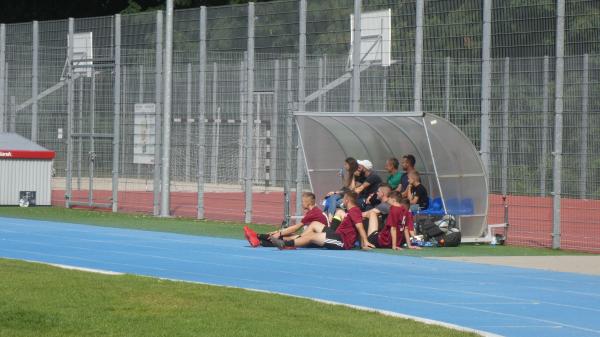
414;197;474;217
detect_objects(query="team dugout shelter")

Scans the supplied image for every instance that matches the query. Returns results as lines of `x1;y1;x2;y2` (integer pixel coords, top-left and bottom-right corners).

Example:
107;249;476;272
295;112;488;241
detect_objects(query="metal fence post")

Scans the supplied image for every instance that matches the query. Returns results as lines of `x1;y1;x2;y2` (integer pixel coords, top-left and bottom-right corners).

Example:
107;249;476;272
185;63;192;182
138;64;144;103
444;56;451;119
65;18;74;208
121;66;126;177
296;0;307;217
112;14;121;213
480;0;492;176
382;64;388;112
3;62;6;127
540;55;549;196
197;6;207;219
31;21;39;142
153;10;163;216
89;71;96;206
284;58;292;224
245;2;255;224
552;0;565;249
413;0;423;114
238;54;246;186
161;0;173;217
9;95;15;132
270;59;280;187
210;62;219;184
137;64;144;178
0;24;5;133
580;54;589;199
317;57;323;112
352;0;361;112
77;76;83;190
501;57;510;196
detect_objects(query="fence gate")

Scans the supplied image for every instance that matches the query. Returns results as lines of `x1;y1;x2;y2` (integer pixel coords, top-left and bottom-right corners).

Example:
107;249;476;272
65;50;117;209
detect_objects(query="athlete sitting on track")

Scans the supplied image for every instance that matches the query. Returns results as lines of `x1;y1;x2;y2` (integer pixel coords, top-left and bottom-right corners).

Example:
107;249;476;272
269;191;374;250
366;192;420;250
243;192;328;247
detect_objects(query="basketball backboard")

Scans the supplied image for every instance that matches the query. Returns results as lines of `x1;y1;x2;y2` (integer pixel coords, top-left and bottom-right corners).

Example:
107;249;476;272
69;32;93;77
350;9;392;67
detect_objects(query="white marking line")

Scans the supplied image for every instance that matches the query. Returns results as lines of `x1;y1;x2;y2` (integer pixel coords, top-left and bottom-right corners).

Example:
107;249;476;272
1;228;468;279
0;218;590;282
532;286;600;299
481;325;563;329
4;219;600;314
443;302;539;306
141;276;504;337
361;291;600;336
10;258;123;275
301;248;596;285
2;221;590;290
2;224;592;305
0;237;344;281
409;282;600;314
2;232;598;312
4;232;600;315
3;247;597;336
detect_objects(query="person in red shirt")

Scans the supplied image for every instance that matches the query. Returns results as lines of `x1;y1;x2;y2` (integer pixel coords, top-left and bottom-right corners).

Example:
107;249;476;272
271;191;374;250
366;191;420;250
244;192;327;247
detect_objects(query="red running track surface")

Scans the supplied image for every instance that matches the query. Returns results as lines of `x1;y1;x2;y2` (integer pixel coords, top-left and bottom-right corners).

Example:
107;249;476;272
52;190;600;252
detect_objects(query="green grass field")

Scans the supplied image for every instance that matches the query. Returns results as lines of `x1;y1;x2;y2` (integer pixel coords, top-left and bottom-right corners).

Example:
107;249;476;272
0;258;478;337
0;206;586;257
0;206;583;337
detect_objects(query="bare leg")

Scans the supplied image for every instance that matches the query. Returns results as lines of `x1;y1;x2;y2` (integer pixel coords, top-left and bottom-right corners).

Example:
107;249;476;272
334;209;346;219
292;231;326;247
367;212;379;235
303;221;326;234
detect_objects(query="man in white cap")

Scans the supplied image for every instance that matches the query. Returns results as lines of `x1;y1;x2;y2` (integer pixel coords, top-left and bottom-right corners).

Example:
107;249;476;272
354;159;382;210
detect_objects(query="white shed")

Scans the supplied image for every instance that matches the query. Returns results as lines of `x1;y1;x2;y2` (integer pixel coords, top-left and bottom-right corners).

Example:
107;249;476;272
0;133;55;206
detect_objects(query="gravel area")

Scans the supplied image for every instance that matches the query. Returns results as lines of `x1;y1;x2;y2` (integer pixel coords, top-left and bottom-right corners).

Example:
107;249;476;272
433;256;600;275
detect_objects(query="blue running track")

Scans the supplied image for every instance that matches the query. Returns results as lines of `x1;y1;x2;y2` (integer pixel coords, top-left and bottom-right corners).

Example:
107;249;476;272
1;217;599;337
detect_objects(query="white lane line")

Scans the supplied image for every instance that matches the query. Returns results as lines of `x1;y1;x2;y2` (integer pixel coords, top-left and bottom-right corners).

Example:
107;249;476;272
361;291;600;336
4;219;600;321
136;275;505;337
481;325;563;329
13;258;124;275
2;221;595;289
1;254;506;337
3;234;600;315
4;247;597;336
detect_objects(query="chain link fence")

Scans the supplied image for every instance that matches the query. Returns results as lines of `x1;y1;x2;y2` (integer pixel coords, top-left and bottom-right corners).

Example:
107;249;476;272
0;0;599;251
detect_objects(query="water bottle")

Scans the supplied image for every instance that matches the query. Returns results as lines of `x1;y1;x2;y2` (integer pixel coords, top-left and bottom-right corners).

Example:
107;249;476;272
490;235;497;247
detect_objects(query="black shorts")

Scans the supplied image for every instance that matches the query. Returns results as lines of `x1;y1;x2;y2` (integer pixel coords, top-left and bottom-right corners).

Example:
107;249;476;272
377;215;386;231
367;231;382;248
362;215;386;233
323;228;345;250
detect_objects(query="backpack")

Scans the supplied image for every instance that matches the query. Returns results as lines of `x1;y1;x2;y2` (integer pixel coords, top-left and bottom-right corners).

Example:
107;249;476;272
416;217;444;240
417;215;462;247
441;230;462;247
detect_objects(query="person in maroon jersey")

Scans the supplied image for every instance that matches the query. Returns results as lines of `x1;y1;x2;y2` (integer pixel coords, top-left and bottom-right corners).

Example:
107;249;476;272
270;191;374;250
244;192;327;247
366;191;420;250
